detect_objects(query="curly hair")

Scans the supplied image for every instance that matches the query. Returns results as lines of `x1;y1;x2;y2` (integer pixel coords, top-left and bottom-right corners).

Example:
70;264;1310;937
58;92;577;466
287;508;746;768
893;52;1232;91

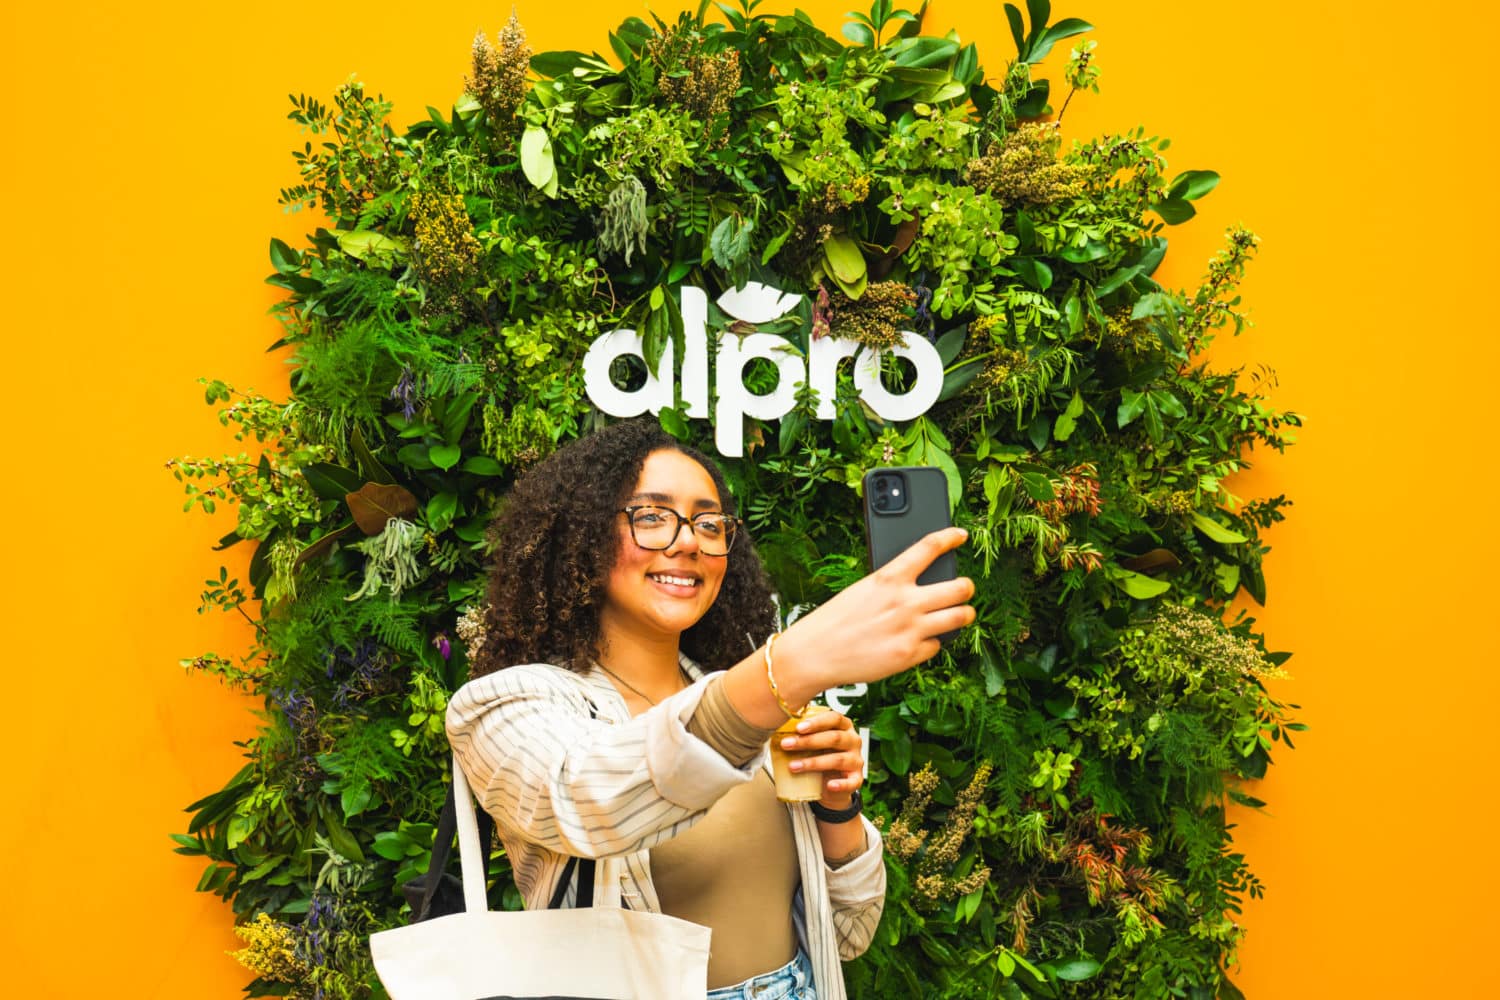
472;418;777;677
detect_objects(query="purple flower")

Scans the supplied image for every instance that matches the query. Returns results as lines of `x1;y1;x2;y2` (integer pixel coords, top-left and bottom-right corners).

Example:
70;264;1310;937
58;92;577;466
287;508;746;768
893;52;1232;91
389;366;420;420
432;633;452;660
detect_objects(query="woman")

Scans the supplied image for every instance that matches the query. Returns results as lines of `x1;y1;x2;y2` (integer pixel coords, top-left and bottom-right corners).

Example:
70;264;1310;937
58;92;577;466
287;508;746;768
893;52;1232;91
446;418;974;1000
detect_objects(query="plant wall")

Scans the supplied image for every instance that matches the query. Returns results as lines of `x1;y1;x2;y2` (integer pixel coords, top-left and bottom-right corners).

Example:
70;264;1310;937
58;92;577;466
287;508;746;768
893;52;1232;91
173;3;1302;997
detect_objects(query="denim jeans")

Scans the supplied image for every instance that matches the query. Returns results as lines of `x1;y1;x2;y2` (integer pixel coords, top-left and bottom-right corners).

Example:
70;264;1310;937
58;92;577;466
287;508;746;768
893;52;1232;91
703;950;816;1000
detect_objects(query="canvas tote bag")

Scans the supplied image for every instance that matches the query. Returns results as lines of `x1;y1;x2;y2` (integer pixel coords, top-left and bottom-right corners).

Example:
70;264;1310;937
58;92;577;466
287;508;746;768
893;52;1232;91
370;752;712;999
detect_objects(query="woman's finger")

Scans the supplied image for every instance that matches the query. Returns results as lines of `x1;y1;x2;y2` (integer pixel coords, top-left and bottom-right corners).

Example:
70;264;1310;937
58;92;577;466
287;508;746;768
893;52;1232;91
913;575;976;613
780;728;859;752
789;750;865;775
794;710;853;735
877;526;968;583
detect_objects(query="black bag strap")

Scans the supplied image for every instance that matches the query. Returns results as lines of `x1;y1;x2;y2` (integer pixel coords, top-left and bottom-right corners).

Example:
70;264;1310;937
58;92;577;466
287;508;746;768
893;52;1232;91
416;768;496;921
426;694;605;918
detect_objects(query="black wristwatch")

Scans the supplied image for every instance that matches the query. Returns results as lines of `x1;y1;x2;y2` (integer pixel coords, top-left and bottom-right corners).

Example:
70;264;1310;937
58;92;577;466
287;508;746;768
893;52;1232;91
809;790;862;824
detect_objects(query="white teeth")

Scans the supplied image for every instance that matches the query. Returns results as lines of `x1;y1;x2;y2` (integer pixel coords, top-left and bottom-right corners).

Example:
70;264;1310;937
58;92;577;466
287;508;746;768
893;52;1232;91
650;573;699;587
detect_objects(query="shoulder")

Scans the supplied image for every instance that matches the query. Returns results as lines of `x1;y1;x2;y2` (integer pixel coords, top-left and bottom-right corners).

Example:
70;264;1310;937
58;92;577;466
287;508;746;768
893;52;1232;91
448;663;616;727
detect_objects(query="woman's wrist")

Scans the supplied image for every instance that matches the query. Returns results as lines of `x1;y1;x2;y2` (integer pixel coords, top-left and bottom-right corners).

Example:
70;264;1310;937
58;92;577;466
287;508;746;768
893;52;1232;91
722;629;829;729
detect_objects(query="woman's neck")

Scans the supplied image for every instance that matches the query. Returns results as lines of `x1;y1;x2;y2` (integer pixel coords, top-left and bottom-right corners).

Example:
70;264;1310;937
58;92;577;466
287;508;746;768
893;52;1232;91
593;626;686;703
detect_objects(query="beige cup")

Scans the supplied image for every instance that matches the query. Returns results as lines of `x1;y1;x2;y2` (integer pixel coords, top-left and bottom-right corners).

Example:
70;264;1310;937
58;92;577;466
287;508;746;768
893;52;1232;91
769;704;830;803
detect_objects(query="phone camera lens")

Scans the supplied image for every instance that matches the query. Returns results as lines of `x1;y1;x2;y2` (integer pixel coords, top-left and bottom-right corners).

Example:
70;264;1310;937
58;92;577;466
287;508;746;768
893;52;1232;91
874;495;891;511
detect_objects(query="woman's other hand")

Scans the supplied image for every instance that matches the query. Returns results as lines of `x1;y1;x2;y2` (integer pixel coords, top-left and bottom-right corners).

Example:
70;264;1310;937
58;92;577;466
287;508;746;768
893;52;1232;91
779;708;864;806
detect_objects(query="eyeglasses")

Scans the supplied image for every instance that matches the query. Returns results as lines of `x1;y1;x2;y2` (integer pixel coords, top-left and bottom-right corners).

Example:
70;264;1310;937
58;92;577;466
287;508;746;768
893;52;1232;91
619;505;741;556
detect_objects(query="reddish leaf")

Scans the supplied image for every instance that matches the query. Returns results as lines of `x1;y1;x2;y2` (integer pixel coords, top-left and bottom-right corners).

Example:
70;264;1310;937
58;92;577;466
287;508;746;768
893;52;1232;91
1120;548;1182;574
346;482;420;536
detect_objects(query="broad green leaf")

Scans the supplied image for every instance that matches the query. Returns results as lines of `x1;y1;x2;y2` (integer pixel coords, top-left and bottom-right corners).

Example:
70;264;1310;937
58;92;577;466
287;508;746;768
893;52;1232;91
1117;389;1146;428
428;444;462;471
1215;562;1241;594
823;234;867;284
1012;257;1053;291
1114;568;1171;599
1030;18;1093;63
337;230;407;266
371;831;411;862
1192;512;1249;544
657;405;691;439
1154;197;1196;224
351;424;395;485
1053;390;1084;441
460;455;504;476
1169;169;1221;202
529;49;592;78
937;358;982;402
1019;471;1055;502
935;325;968;366
269;237;299;273
427;491;459;532
842;22;874;46
303;462;364;501
891;36;959;69
1050;958;1102;981
519;125;556;190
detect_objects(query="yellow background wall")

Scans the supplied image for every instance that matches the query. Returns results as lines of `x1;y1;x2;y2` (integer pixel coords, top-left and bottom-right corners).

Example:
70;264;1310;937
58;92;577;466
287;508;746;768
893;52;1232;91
3;1;1494;995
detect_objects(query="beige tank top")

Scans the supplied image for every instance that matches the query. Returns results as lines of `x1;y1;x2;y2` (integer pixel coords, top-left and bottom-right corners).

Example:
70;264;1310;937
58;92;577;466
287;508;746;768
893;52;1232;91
655;678;799;988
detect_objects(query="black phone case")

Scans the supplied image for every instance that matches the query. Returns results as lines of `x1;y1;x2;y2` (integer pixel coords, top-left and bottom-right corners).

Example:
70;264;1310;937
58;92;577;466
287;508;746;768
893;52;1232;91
862;466;956;586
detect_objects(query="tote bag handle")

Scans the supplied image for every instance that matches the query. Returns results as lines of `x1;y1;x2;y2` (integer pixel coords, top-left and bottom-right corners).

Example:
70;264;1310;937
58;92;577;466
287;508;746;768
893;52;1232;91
449;752;615;913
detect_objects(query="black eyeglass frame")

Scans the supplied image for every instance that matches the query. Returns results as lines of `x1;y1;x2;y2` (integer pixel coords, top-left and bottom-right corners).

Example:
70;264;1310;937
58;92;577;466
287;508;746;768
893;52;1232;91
617;505;743;555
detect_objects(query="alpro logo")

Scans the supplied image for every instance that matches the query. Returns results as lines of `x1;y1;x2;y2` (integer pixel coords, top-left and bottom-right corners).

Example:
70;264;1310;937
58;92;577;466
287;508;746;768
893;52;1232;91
582;283;943;457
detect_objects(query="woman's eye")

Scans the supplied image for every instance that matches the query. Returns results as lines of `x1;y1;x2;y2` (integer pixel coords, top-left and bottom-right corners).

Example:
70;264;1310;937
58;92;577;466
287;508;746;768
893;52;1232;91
637;511;667;526
695;520;723;537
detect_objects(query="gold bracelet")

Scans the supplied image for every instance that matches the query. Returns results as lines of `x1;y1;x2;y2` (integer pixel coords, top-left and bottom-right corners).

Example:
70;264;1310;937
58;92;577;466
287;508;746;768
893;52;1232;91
764;631;805;719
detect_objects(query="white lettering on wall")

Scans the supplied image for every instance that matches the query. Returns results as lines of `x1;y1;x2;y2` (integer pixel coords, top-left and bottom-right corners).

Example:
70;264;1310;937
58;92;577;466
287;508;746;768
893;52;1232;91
581;282;944;457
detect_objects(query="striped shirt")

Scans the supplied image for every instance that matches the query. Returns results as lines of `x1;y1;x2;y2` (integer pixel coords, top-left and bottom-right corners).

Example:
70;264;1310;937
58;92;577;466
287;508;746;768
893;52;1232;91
446;656;886;1000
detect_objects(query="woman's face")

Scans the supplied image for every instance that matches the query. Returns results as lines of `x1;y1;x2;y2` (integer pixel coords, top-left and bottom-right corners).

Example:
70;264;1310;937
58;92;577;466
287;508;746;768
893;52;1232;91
599;448;730;646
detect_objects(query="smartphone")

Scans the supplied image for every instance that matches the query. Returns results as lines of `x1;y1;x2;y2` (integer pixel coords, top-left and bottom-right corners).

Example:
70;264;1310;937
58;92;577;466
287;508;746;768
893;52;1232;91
862;466;957;587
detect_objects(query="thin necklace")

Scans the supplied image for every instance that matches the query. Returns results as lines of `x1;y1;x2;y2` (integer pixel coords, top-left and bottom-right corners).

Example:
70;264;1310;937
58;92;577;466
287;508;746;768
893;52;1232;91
596;661;685;706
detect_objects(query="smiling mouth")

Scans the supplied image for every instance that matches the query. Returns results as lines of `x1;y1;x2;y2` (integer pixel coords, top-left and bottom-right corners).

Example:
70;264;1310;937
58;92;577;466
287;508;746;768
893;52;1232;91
648;572;701;588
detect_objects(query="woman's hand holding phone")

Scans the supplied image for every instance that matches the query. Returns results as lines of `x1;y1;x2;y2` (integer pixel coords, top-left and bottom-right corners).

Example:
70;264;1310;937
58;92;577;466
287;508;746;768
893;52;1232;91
776;526;975;696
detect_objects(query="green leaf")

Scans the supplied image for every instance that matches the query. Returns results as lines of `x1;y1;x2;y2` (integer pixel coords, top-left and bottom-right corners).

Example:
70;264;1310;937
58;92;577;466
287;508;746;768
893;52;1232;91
371;832;410;862
340;781;374;819
1168;169;1221;201
1154;197;1196;225
1113;568;1171;599
1030;18;1093;63
351;425;396;485
269;237;300;273
1019;471;1055;502
1192;512;1249;544
1049;958;1102;982
529;49;593;78
1214;562;1241;594
658;405;691;440
428;444;462;471
937;358;982;402
427;491;459;532
303;463;364;501
519;125;556;191
1053;390;1084;442
934;325;967;366
1117;389;1146;428
823;234;867;285
842;21;874;45
336;230;407;267
1012;257;1053;291
322;808;366;862
460;455;504;476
